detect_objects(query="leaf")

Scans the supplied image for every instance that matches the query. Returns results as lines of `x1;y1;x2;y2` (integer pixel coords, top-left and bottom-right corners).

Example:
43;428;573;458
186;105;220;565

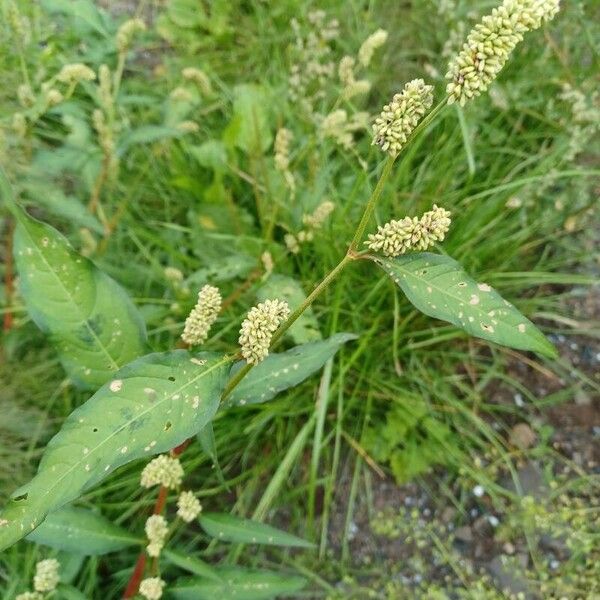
0;351;229;551
364;396;460;485
375;253;557;358
55;585;90;600
167;0;208;28
171;568;307;600
190;140;228;172
223;84;272;154
199;513;314;548
41;0;110;37
257;274;322;344
162;548;222;581
196;423;226;487
12;207;148;388
22;182;104;234
119;125;184;152
223;333;357;409
55;551;85;583
26;506;141;555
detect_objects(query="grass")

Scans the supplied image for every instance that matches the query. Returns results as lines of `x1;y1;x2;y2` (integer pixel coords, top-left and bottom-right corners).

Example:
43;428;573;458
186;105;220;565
0;0;599;598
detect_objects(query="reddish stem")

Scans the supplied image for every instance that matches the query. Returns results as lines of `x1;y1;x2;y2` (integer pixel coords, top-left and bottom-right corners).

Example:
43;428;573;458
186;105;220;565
122;438;193;598
153;486;168;516
123;553;147;599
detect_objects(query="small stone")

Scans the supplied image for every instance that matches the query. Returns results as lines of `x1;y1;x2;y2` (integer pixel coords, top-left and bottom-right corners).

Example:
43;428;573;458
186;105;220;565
473;485;485;497
454;526;473;543
574;388;591;406
509;423;537;450
503;542;515;555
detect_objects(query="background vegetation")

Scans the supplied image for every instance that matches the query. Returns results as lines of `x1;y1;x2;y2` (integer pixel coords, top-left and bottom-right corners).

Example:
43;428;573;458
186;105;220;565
0;0;598;598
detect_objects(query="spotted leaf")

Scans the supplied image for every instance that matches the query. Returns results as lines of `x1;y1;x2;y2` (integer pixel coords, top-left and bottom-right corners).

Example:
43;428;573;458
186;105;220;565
375;253;557;358
26;506;141;555
199;513;314;547
171;567;307;600
223;333;357;409
0;351;229;551
12;205;148;389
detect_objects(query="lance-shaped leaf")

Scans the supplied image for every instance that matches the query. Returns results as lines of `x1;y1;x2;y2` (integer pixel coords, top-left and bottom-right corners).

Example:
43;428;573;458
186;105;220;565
27;506;141;555
223;333;357;409
196;422;226;486
375;253;557;358
171;568;307;600
0;351;229;551
12;205;148;389
199;513;314;548
163;548;222;581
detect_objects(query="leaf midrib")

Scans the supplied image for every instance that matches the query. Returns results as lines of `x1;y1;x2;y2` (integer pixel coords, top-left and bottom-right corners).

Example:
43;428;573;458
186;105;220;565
384;257;530;331
23;355;229;519
20;222;120;373
36;520;141;545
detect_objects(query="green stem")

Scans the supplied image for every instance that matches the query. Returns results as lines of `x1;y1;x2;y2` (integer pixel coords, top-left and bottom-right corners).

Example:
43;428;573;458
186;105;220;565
348;97;448;253
348;155;396;253
220;97;448;401
221;253;353;399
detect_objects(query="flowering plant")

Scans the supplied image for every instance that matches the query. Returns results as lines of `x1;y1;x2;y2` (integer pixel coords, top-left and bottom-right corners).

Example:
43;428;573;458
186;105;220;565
0;0;563;597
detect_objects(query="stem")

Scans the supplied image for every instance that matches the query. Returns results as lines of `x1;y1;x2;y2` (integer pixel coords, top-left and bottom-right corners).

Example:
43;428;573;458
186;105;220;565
348;155;395;253
221;253;353;400
348;97;448;253
123;554;146;599
220;98;448;401
122;439;193;597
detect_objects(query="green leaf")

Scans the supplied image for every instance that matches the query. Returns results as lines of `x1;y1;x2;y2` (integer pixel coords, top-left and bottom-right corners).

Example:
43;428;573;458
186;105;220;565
119;125;184;152
22;183;104;235
41;0;110;37
0;351;229;551
26;506;141;555
55;552;85;583
257;274;322;344
55;584;90;600
162;548;222;581
196;423;226;487
167;0;208;28
12;207;148;388
190;140;228;172
171;568;307;600
223;84;272;154
199;513;314;548
375;253;557;358
223;333;357;409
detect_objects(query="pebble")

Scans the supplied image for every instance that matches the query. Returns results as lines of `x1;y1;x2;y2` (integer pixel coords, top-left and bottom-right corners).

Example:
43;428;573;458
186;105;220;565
503;542;515;555
487;515;500;527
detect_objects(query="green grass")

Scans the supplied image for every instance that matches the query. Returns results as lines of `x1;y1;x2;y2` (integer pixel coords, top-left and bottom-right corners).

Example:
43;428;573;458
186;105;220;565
0;0;599;597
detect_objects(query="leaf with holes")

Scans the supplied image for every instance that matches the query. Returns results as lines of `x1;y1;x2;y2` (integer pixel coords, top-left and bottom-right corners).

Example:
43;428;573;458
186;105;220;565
12;206;148;389
26;506;141;555
375;253;557;358
199;513;314;547
171;568;307;600
0;351;229;551
223;333;357;409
